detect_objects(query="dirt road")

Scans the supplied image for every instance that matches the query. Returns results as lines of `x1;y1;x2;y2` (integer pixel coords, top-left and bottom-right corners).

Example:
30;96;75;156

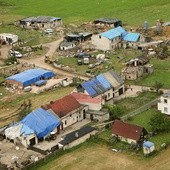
19;38;89;81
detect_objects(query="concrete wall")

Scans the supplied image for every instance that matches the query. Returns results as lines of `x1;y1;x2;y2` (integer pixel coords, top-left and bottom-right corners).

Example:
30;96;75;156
158;96;170;115
78;101;102;111
86;112;110;122
112;134;137;144
20;134;38;148
91;34;111;51
61;106;88;128
63;130;97;150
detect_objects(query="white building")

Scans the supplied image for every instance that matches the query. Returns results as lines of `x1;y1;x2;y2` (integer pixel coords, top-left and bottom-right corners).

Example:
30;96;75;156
143;141;155;155
91;26;143;51
158;93;170;115
0;33;18;44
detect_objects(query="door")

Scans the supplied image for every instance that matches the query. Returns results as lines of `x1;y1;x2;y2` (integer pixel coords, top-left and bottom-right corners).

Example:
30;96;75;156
29;137;36;146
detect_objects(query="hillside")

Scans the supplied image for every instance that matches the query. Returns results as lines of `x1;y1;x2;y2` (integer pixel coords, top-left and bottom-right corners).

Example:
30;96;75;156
0;0;170;25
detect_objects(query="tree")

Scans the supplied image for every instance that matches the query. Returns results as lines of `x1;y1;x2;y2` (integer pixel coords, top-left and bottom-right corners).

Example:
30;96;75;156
104;104;124;120
153;81;163;93
149;112;170;133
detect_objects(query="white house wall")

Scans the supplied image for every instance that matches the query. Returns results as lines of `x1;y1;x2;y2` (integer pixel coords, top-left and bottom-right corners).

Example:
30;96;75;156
158;96;170;115
112;134;137;144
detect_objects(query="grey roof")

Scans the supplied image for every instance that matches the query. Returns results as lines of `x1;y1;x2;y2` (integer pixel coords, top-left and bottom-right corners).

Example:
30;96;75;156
162;93;170;98
60;41;75;47
103;70;124;88
94;18;121;24
20;16;61;23
59;126;96;146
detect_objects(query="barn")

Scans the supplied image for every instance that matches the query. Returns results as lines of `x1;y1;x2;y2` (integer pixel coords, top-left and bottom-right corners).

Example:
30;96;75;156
5;68;55;90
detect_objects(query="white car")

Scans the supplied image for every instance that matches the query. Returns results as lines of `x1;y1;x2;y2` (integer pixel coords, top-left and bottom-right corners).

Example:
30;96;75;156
44;28;54;34
9;50;23;58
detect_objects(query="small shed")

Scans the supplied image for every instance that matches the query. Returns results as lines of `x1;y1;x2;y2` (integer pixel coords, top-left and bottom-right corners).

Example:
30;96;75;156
59;41;76;50
0;33;18;44
143;141;155;155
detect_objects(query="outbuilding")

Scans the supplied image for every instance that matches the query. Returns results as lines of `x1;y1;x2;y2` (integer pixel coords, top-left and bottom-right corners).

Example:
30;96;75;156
5;68;55;90
0;33;18;44
143;141;155;155
58;126;97;150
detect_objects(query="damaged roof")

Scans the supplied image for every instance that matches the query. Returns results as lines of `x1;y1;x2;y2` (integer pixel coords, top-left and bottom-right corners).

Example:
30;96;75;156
94;18;121;24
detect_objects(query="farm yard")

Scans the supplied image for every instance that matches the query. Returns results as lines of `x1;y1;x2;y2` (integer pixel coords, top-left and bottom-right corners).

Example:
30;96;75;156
0;0;170;169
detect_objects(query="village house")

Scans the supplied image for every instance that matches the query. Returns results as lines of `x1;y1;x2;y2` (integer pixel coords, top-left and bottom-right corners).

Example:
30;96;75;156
0;33;18;45
94;18;122;27
121;56;153;80
58;126;97;150
158;93;170;115
75;70;124;101
91;26;144;51
71;92;109;122
19;16;62;29
59;41;76;50
5;68;55;91
42;94;88;129
66;32;92;42
4;108;61;148
112;120;148;145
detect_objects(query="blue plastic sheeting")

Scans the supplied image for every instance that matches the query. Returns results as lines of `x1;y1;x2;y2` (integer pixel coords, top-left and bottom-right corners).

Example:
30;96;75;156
35;80;47;86
96;74;111;90
81;76;109;97
143;141;154;148
100;26;126;39
21;108;61;138
6;68;55;87
123;33;140;42
20;124;34;136
82;81;96;97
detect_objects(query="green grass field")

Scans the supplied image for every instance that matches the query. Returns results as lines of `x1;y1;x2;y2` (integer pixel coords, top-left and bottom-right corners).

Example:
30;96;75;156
0;0;170;25
133;57;170;88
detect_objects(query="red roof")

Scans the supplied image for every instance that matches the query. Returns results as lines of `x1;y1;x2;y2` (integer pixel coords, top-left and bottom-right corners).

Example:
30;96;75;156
42;94;81;118
71;92;101;104
112;120;147;141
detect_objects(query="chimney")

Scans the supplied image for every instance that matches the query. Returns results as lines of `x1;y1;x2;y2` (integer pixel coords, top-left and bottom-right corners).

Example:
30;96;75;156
75;132;79;138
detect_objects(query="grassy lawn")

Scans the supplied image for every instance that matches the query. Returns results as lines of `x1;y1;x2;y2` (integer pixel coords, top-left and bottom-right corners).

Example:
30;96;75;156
0;0;170;26
115;92;159;114
129;108;170;150
132;57;170;88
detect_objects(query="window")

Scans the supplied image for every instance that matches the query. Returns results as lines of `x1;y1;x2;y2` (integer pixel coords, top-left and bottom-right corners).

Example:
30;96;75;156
99;35;101;39
65;120;67;125
70;114;72;117
164;107;168;113
164;99;168;104
108;93;110;98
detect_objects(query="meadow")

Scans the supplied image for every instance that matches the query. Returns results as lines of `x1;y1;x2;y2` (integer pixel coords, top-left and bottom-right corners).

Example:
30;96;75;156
0;0;170;25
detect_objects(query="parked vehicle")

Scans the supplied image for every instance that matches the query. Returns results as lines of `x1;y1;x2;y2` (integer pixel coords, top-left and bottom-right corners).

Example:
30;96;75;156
24;86;32;92
9;50;22;58
83;58;89;64
148;48;156;55
88;64;95;69
44;28;54;34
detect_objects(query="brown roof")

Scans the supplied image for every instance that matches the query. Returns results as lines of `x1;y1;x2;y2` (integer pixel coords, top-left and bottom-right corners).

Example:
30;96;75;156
112;120;147;141
42;94;81;118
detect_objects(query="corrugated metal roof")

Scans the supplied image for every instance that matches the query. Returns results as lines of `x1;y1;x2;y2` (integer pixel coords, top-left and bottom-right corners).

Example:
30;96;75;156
96;74;111;89
100;26;126;39
123;33;140;42
103;70;123;88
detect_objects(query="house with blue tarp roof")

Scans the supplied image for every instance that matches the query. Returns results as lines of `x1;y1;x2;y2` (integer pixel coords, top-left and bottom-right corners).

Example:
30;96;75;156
75;69;124;101
91;26;145;51
6;68;55;90
21;108;61;139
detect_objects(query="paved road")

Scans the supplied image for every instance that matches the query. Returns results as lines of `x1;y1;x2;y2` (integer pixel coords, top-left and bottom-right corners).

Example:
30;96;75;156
19;38;89;80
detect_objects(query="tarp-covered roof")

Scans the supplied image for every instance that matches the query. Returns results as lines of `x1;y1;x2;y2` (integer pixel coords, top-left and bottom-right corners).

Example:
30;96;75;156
6;68;55;87
21;108;60;138
143;141;154;148
100;26;126;39
96;74;111;89
123;33;140;42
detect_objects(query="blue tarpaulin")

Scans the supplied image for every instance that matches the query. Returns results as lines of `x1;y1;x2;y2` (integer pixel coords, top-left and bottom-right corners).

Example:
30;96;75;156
21;108;60;138
35;80;47;86
6;68;55;87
